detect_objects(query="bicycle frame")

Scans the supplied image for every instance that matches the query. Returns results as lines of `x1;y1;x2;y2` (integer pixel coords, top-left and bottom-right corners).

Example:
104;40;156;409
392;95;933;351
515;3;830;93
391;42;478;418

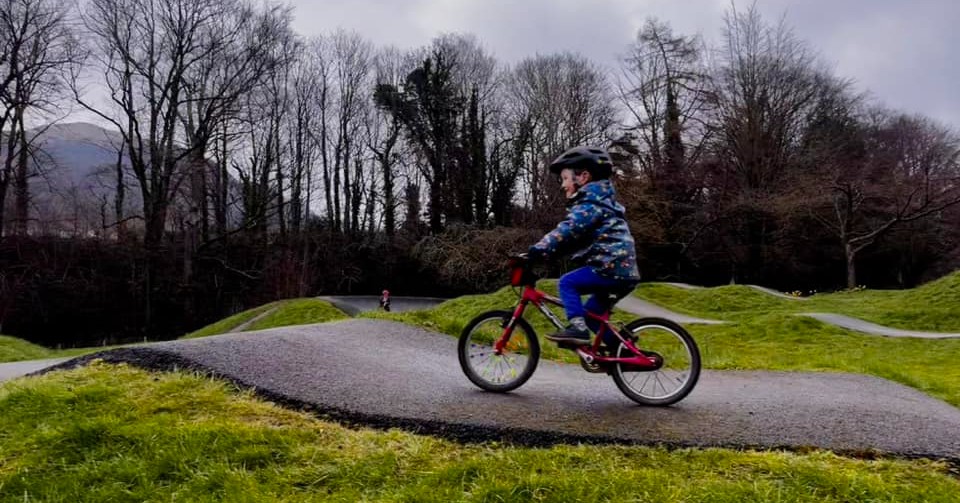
495;283;658;369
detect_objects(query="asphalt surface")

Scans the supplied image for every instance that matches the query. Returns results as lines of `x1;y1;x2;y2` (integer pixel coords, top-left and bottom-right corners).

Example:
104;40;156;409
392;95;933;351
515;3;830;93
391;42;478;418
615;296;726;325
0;357;71;381
33;319;960;461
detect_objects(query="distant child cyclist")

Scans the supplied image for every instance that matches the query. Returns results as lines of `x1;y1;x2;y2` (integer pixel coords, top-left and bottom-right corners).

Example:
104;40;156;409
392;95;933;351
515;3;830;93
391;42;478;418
525;146;641;347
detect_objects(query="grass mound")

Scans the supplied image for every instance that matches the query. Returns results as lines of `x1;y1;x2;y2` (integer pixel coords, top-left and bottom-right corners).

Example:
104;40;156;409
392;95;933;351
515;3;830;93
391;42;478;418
0;335;100;364
0;335;54;363
908;269;960;306
637;270;960;331
182;301;283;339
635;284;794;319
183;298;348;339
1;364;956;501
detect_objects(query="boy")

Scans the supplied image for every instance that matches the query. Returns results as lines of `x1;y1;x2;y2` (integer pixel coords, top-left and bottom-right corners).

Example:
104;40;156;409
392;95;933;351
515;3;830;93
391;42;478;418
526;146;641;346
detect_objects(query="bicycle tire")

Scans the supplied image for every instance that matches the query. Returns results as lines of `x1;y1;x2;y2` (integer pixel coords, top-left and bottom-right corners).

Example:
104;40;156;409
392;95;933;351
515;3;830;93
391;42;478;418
610;317;701;406
458;310;541;392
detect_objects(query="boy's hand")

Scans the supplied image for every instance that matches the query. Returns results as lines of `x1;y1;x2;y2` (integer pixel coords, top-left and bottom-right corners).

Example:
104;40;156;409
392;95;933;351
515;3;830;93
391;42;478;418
525;247;547;262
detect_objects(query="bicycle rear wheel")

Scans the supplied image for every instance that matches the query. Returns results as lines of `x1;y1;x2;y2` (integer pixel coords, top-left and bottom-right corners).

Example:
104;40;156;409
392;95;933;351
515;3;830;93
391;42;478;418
610;318;700;406
458;310;540;392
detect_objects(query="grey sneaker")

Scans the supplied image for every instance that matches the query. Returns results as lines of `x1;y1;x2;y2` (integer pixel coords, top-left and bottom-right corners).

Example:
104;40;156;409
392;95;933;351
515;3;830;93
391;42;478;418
546;317;591;344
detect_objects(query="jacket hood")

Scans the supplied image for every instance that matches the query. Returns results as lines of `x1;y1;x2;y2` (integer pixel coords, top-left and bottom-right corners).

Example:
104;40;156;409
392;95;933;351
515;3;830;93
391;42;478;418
570;179;624;215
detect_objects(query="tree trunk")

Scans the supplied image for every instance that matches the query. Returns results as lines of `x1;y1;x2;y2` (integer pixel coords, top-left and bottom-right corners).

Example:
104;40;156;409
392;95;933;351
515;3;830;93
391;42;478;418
0;182;7;238
845;242;857;289
382;154;395;237
115;145;126;240
218;126;229;239
429;177;443;233
275;131;287;241
333;140;342;232
14;112;29;236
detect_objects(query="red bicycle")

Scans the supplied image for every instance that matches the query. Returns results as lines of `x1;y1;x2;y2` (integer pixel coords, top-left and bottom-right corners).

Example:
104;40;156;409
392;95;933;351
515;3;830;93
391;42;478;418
458;256;701;405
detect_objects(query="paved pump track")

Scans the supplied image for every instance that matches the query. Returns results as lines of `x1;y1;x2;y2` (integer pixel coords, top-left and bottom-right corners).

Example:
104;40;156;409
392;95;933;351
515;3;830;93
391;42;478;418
23;318;960;464
4;295;958;463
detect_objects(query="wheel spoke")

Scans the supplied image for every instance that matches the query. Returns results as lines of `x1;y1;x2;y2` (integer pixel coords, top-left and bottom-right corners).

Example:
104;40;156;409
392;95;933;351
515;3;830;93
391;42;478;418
459;313;539;392
612;321;700;405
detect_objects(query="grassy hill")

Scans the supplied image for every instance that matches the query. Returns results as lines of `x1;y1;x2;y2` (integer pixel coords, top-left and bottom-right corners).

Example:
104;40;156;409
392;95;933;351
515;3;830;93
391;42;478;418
636;270;960;331
182;298;348;339
0;335;103;364
0;335;55;362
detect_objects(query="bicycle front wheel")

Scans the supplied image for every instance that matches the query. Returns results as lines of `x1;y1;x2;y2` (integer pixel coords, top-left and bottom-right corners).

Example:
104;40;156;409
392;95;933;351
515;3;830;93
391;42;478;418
610;318;701;406
458;310;540;392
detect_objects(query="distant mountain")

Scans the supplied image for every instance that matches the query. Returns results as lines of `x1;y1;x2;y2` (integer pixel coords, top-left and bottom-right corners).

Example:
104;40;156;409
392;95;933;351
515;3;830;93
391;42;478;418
8;122;252;237
30;122;127;185
0;122;139;236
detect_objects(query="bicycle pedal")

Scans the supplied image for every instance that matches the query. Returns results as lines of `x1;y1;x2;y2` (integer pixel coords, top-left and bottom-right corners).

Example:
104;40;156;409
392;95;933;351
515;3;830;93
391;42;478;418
556;341;589;351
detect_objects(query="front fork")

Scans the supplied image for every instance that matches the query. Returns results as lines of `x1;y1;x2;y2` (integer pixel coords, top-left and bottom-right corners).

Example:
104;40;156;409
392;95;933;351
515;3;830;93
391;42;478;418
494;301;528;354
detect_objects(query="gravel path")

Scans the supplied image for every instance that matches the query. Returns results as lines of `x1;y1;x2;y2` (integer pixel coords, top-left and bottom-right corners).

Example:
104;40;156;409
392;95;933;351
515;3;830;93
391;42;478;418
33;319;960;461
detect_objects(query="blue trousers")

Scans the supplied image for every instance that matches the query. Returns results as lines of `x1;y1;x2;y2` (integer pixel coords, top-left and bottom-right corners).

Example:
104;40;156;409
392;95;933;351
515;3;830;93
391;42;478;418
558;267;637;343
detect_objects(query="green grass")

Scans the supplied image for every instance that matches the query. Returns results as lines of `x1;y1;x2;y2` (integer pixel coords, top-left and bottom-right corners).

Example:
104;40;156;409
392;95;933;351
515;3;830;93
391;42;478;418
244;298;348;332
2;364;957;502
637;270;960;331
183;299;348;339
687;315;960;407
0;334;53;362
182;301;283;339
0;335;104;364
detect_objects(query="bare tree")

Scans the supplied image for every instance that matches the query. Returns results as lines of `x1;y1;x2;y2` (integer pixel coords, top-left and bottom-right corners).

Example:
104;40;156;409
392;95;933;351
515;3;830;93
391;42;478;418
287;47;324;236
619;18;711;183
77;0;289;326
368;46;411;238
706;3;835;282
0;0;83;237
179;3;295;245
327;30;373;234
800;107;960;287
503;52;616;213
617;18;715;276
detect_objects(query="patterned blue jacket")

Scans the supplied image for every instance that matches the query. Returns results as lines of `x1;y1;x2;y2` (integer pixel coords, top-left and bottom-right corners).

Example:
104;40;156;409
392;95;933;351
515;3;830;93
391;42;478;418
528;179;641;281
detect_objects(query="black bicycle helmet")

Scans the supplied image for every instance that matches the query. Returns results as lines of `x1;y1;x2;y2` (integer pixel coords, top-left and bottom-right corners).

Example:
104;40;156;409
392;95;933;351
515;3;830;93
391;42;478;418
547;146;613;179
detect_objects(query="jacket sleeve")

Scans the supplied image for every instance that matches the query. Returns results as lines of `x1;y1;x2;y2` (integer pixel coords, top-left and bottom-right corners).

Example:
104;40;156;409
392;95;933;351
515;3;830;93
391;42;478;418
528;201;605;260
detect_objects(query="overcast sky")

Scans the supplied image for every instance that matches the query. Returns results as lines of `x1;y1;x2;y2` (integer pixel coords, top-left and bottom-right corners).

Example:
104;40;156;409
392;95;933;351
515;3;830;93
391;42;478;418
285;0;959;128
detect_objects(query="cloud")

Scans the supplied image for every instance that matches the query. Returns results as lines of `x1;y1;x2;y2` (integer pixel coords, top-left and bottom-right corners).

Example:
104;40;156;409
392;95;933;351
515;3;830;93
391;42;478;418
169;0;960;129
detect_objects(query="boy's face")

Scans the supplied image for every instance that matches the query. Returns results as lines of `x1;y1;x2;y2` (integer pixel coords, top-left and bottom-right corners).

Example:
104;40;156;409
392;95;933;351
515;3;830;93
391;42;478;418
559;169;591;198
